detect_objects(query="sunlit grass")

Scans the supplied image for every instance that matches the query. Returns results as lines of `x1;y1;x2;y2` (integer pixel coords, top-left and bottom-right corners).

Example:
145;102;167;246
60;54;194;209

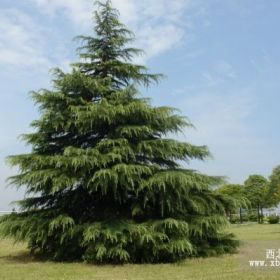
0;224;280;280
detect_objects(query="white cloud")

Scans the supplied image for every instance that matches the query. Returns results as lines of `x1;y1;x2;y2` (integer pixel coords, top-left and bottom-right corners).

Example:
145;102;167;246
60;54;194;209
135;24;184;61
202;60;236;87
114;0;190;24
30;0;92;27
30;0;196;61
0;9;51;67
109;0;195;60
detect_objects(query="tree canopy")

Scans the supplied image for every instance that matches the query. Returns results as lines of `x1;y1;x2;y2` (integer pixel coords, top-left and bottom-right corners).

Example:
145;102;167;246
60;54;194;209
244;175;269;223
268;165;280;205
216;184;250;223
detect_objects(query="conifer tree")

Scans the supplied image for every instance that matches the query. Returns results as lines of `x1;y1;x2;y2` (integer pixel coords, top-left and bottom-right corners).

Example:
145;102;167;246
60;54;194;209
0;1;238;263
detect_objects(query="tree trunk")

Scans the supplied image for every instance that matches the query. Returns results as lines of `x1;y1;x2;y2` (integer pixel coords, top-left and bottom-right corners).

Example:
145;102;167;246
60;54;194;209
239;208;243;224
257;204;260;224
260;207;263;224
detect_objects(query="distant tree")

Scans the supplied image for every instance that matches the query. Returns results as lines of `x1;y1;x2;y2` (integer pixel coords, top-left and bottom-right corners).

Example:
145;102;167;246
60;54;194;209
268;165;280;206
216;184;250;223
244;175;269;224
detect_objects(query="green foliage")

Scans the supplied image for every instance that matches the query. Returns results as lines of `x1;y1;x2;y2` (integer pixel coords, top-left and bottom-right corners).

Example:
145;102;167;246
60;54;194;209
267;215;279;224
245;211;258;222
244;175;268;208
268;165;280;205
228;215;239;224
215;184;250;224
244;175;271;223
0;0;238;263
216;184;250;210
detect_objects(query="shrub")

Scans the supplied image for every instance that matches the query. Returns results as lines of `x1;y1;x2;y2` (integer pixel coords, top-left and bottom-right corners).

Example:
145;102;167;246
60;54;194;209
230;216;239;224
247;213;258;222
267;215;279;224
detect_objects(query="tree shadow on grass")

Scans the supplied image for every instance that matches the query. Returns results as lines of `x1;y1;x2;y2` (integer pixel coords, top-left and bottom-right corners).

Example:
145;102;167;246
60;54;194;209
0;251;86;265
0;251;52;264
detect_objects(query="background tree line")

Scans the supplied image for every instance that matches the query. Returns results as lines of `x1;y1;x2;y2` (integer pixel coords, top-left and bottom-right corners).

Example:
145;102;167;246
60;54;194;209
216;165;280;224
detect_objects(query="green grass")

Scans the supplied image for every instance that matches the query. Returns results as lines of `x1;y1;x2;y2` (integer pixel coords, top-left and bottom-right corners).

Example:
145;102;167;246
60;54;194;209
0;224;280;280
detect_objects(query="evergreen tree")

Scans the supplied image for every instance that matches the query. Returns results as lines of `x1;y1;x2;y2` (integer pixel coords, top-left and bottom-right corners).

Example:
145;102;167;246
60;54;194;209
0;1;238;263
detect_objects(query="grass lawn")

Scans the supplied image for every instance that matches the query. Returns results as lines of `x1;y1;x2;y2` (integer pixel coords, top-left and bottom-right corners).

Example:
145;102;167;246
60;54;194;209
0;223;280;280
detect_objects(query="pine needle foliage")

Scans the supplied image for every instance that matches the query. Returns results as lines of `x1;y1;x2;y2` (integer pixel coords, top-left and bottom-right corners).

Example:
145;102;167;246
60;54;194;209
0;0;238;263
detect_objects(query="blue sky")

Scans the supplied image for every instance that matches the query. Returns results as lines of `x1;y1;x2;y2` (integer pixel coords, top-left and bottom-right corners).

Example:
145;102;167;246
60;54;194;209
0;0;280;210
